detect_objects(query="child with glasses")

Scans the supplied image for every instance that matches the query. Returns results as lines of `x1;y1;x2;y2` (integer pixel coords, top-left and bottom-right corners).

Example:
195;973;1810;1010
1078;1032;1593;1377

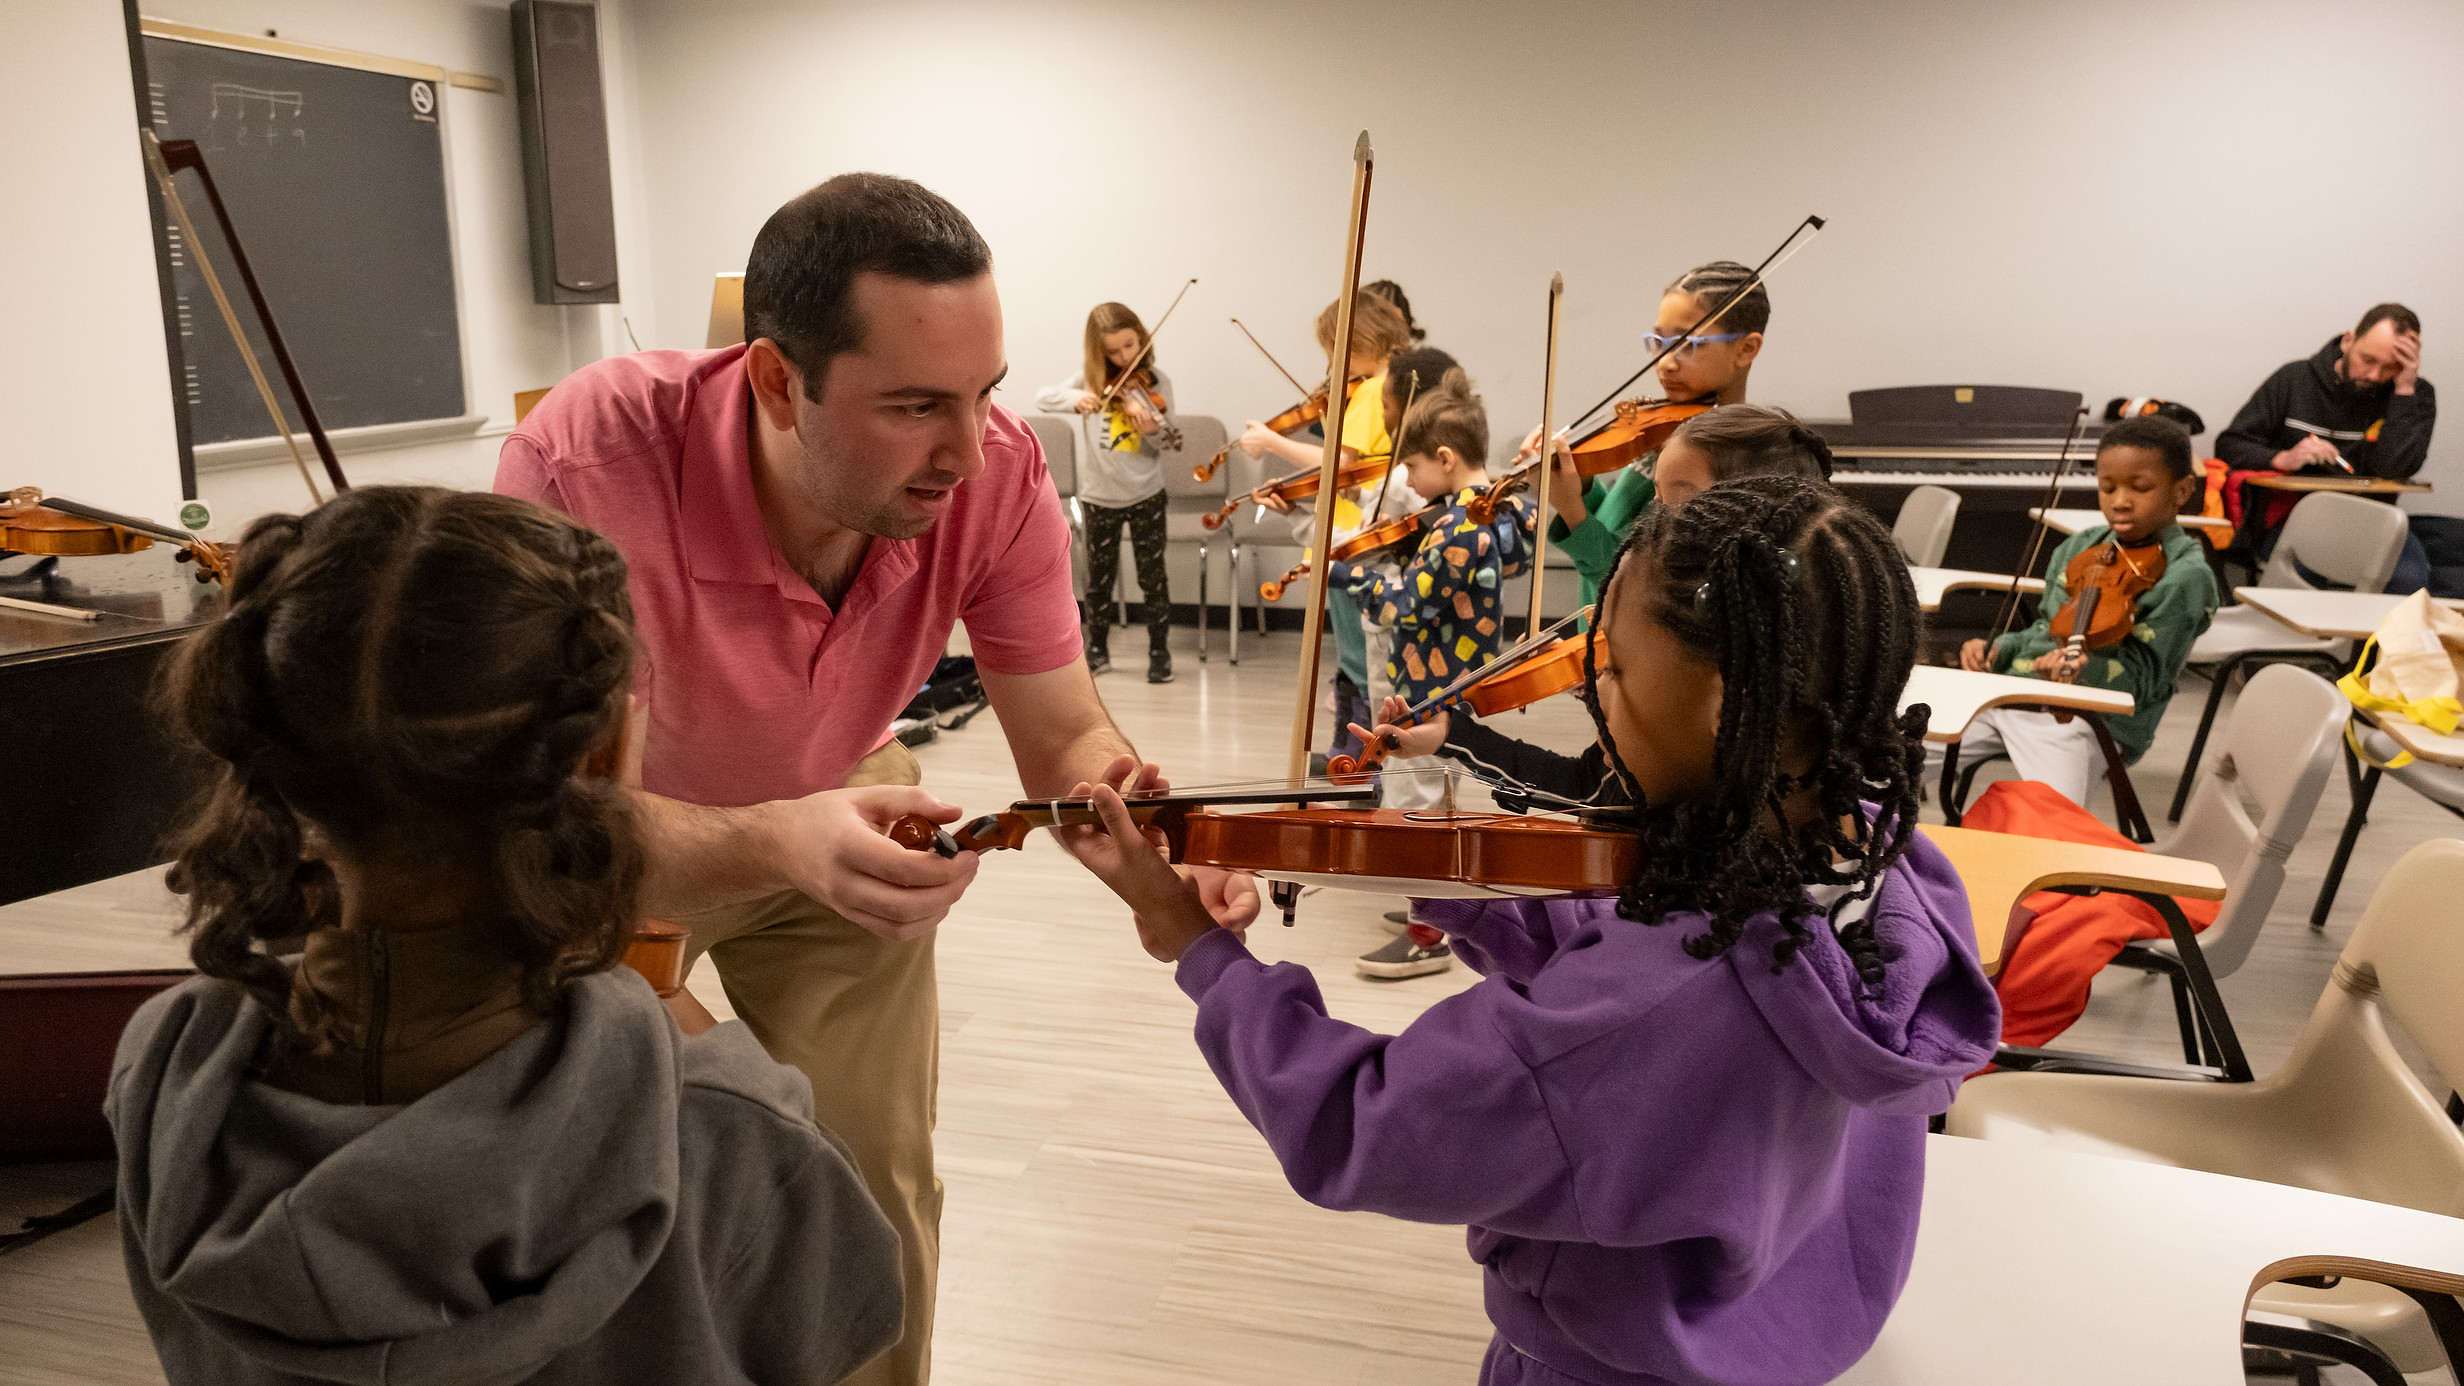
1523;260;1771;616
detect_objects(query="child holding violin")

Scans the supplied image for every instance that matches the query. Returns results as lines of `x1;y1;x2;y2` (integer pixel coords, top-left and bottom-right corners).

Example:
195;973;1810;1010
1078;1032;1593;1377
1362;405;1837;823
1241;290;1416;759
1535;261;1770;616
1071;474;2000;1386
1947;414;2217;807
1036;301;1180;683
107;487;903;1386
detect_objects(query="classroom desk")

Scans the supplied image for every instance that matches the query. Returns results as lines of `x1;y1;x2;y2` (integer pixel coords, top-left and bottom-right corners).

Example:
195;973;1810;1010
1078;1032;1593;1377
1837;1135;2464;1386
1909;566;2045;613
2031;506;2233;536
2231;586;2464;641
2359;707;2464;769
1902;664;2153;841
1917;823;2225;980
2243;472;2432;496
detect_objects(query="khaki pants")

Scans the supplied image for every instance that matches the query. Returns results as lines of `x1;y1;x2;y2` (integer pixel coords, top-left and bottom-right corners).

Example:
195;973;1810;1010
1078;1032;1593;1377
676;740;939;1386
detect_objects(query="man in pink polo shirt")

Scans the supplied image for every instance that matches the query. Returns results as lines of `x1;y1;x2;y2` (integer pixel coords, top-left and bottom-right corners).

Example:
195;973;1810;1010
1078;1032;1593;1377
497;174;1241;1386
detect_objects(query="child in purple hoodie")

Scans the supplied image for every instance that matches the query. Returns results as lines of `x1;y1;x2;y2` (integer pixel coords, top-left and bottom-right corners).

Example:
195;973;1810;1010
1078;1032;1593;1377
1072;475;2001;1386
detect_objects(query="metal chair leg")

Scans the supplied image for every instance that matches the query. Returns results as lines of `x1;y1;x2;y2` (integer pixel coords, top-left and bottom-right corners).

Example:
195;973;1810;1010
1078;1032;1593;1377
1197;539;1209;663
2168;654;2246;822
2310;766;2382;928
1939;739;1967;826
1228;540;1241;665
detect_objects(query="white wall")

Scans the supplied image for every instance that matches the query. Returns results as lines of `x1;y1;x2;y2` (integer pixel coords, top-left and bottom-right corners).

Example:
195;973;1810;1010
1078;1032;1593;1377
622;0;2464;525
67;0;663;533
3;3;188;521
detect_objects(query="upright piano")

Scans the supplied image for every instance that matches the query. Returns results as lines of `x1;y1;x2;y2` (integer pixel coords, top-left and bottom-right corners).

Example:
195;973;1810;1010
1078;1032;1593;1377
1815;384;2104;575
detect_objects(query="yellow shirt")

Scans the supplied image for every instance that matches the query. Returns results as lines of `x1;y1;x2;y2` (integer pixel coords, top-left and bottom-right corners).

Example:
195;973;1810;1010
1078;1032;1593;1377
1330;372;1390;538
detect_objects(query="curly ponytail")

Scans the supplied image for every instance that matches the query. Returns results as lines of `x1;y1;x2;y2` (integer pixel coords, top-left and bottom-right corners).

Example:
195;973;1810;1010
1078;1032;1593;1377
1586;475;1925;986
159;487;645;1045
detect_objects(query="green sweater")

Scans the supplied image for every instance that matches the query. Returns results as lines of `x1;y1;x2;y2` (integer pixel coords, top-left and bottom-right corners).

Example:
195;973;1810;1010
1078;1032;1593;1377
1546;457;1658;616
1985;524;2218;761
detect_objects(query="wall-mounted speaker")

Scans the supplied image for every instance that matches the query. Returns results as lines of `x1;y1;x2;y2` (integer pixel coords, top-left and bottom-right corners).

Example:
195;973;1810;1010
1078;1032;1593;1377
511;0;618;305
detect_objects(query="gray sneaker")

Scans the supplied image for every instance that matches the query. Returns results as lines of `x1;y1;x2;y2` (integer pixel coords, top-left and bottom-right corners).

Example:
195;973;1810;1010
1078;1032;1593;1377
1356;934;1452;980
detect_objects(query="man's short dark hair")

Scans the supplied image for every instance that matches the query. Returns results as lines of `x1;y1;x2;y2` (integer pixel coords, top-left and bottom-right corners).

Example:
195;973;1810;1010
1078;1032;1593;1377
2356;302;2421;339
2097;414;2195;480
742;173;992;400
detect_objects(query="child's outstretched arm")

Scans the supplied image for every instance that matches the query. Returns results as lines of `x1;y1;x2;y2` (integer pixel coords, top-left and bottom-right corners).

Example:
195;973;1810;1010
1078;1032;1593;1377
1072;783;1259;961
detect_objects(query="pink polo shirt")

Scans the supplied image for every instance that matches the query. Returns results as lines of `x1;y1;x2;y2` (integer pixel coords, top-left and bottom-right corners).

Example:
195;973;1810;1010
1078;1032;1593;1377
496;346;1081;808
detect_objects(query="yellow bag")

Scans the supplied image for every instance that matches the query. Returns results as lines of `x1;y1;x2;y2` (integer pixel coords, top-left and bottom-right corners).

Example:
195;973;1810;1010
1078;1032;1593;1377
2338;591;2464;769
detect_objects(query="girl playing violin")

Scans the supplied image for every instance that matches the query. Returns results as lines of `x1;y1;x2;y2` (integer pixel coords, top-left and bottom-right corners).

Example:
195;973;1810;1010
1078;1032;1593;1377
1242;289;1416;759
1944;414;2216;807
108;487;903;1386
1364;405;1836;823
1036;302;1180;682
1535;260;1771;615
1072;474;1999;1386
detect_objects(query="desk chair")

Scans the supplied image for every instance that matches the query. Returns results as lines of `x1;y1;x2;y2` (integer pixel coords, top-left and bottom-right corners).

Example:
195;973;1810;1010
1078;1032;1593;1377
2170;492;2409;821
2312;725;2464;926
2095;666;2344;1065
1949;838;2464;1386
1215;458;1283;664
1893;484;1960;568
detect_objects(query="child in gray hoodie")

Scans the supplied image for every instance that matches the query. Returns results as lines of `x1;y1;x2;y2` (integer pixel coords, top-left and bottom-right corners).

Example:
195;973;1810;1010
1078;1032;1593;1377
108;487;903;1386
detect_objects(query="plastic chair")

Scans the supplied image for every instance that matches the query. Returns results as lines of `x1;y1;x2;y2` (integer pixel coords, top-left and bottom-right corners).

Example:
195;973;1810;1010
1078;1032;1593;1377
1893;485;1961;568
2311;724;2464;926
2098;666;2345;1063
1024;413;1088;605
1949;837;2464;1384
1156;417;1229;659
2168;493;2409;822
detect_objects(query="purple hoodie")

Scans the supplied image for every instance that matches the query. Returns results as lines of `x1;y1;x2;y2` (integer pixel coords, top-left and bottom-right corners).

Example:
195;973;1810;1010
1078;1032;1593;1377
1174;830;2000;1386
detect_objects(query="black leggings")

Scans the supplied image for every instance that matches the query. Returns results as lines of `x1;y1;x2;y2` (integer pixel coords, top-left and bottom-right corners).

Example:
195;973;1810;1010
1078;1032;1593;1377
1084;491;1170;647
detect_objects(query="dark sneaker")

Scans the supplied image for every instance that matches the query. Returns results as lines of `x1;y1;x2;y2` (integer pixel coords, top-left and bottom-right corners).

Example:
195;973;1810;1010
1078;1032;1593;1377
1086;635;1110;675
1380;908;1411;934
1147;646;1174;683
1356;934;1453;980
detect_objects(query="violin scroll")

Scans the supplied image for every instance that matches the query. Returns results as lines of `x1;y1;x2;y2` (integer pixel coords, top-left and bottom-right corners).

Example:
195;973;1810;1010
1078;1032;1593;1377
888;811;1034;856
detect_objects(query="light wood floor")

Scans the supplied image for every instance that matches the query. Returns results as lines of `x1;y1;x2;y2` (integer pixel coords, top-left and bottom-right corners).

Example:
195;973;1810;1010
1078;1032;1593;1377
2;624;2455;1386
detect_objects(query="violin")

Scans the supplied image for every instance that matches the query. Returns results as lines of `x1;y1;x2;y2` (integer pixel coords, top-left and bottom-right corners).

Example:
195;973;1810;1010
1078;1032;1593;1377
1198;449;1391;531
2;488;233;586
1466;398;1711;526
2046;535;2167;684
1326;609;1594;778
1258;504;1439;603
1194;384;1347;484
1094;367;1184;453
889;780;1633;923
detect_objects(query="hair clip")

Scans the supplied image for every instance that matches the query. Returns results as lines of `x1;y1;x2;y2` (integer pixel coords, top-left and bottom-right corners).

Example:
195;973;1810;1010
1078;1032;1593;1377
1692;580;1714;616
1775;547;1801;579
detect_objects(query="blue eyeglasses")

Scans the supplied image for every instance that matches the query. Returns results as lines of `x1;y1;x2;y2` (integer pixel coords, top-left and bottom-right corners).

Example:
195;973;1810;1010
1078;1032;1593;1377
1641;331;1747;357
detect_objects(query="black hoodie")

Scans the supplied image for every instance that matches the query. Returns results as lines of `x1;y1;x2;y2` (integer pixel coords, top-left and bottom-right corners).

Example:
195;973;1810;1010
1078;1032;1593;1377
2216;335;2436;485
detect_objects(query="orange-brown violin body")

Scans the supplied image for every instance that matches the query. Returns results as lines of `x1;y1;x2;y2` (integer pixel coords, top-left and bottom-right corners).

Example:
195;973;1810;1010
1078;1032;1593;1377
1195;388;1327;483
1201;451;1393;531
2;488;232;585
1566;398;1713;477
1326;634;1589;779
2047;537;2166;654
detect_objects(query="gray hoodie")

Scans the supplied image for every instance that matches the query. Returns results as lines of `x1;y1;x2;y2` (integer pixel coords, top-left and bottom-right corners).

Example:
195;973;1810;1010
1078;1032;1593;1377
107;970;902;1386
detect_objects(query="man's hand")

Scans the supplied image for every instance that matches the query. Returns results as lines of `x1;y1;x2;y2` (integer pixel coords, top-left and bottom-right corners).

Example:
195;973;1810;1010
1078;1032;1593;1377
1073;783;1241;962
769;785;978;941
2273;435;2342;471
1349;694;1447;759
2395;330;2423;395
1959;638;1992;673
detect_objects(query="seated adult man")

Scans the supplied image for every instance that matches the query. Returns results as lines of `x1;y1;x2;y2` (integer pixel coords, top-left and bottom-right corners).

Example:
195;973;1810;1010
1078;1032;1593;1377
2215;302;2437;592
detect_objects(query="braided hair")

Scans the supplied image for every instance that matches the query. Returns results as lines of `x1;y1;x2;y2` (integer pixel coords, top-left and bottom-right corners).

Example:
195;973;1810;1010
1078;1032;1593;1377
159;486;645;1050
1584;475;1927;985
1666;260;1771;336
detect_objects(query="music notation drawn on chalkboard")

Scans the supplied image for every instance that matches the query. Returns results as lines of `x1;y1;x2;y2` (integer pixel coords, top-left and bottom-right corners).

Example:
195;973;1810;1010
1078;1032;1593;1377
208;83;305;151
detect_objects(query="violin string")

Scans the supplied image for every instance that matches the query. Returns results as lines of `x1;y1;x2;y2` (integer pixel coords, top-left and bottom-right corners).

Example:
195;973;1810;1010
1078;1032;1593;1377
1989;405;2090;645
1231;317;1314;400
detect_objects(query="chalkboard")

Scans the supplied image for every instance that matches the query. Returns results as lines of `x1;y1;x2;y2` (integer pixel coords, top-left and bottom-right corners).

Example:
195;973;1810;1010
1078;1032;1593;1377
142;31;464;446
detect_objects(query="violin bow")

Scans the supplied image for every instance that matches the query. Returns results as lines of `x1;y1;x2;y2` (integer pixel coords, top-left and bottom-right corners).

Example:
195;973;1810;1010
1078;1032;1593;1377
1558;214;1826;444
140;129;349;504
1231;317;1317;400
1527;272;1565;647
1093;277;1198;413
1286;131;1376;791
1987;406;2091;647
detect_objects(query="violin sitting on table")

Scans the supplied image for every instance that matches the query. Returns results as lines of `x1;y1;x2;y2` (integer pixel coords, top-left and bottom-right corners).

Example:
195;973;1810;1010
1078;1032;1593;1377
1;487;232;586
